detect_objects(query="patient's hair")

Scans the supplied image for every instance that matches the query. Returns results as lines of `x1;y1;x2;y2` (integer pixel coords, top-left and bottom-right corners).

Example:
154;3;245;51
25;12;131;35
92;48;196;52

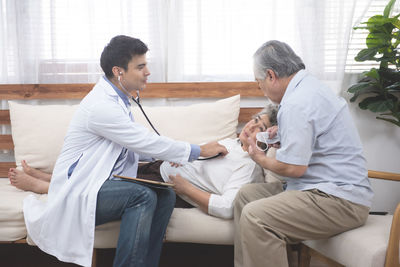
253;103;279;126
100;35;148;79
253;40;305;80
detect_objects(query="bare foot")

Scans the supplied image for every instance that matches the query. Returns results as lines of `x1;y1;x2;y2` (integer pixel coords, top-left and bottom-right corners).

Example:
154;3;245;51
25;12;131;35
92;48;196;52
21;160;52;182
8;168;49;194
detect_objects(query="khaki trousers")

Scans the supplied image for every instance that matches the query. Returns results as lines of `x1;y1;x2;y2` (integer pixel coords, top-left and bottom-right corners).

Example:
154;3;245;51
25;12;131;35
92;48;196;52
233;182;369;267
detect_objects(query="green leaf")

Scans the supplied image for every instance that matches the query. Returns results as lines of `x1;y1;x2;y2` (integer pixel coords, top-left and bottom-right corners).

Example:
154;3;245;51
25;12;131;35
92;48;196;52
353;26;369;30
393;19;400;29
383;0;396;18
348;82;372;93
359;96;394;112
379;68;400;82
366;32;391;48
364;68;380;80
366;15;396;27
369;101;394;112
359;97;377;110
355;48;378;61
385;82;400;90
349;86;380;102
376;117;400;127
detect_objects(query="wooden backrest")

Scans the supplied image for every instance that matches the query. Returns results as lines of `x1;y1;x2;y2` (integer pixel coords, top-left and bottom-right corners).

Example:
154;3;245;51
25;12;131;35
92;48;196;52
0;82;263;177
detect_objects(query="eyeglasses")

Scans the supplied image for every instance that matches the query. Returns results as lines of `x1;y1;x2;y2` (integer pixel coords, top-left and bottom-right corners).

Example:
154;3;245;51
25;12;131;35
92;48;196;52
255;132;280;152
256;140;269;152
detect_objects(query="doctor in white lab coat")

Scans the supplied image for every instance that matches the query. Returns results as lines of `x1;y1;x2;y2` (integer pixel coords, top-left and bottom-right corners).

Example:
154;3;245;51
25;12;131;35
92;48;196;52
23;35;228;267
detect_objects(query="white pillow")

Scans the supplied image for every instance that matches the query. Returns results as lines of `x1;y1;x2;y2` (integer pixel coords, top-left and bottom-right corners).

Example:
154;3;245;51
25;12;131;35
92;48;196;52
132;95;240;144
9;94;240;172
9;102;78;173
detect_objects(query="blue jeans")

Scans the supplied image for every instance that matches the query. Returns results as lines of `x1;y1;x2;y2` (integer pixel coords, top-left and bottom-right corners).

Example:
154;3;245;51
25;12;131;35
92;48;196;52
96;179;175;267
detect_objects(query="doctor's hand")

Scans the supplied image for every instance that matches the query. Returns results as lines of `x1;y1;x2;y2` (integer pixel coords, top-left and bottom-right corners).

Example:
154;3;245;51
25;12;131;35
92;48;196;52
200;141;229;158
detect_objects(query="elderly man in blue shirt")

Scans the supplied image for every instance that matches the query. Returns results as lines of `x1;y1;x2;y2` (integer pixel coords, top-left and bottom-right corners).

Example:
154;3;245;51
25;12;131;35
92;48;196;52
233;40;373;267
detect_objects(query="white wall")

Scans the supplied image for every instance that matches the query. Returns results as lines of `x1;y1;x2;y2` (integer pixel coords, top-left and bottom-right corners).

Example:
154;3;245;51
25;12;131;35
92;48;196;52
347;97;400;214
340;72;400;214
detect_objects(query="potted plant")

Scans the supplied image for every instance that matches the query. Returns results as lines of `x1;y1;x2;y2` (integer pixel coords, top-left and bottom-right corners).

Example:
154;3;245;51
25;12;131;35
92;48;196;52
347;0;400;127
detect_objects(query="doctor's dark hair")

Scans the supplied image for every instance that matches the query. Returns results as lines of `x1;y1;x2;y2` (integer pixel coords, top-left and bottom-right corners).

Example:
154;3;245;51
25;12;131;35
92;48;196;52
100;35;148;79
253;40;305;80
252;103;279;126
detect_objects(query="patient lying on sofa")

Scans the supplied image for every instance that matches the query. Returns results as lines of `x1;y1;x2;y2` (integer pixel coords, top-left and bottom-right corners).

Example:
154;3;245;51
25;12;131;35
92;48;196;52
8;104;278;219
159;105;278;219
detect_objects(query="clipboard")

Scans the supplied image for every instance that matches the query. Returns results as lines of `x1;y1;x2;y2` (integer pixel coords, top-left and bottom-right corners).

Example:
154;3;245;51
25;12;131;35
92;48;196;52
113;174;174;188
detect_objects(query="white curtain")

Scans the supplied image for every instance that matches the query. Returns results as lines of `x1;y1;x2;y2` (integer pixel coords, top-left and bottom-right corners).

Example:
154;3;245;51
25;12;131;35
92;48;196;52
0;0;389;92
0;0;167;83
166;0;376;92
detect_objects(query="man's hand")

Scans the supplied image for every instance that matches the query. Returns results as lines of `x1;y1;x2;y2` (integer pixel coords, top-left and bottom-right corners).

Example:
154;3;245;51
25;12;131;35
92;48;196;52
169;174;191;195
248;135;308;177
200;141;228;158
267;125;278;137
247;136;267;164
266;125;280;149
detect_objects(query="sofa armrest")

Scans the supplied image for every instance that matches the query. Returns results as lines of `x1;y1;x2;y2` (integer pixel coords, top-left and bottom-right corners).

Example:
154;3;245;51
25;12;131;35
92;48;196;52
385;202;400;267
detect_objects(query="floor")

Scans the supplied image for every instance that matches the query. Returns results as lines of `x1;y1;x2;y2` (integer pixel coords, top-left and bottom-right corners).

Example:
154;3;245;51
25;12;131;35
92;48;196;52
0;242;328;267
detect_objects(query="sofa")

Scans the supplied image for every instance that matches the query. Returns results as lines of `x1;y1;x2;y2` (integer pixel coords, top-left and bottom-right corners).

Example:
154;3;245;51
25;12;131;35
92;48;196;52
0;82;399;267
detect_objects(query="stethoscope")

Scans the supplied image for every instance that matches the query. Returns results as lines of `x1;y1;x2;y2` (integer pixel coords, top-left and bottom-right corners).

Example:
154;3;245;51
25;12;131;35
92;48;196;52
118;74;220;161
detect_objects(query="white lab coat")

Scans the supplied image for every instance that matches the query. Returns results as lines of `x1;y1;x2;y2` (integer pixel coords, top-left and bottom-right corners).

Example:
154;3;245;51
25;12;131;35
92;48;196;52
23;77;191;267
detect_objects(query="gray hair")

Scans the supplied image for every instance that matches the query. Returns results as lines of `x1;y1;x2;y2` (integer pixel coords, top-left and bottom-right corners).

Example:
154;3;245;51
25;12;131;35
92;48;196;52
253;40;305;80
252;103;279;126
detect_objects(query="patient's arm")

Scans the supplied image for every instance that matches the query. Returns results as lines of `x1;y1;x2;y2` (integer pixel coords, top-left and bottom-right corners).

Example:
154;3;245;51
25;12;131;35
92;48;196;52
169;174;210;214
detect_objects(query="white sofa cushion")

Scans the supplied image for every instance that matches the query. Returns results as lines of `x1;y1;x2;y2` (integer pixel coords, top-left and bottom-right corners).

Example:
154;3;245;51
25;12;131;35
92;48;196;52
165;208;234;245
0;179;36;241
8;102;78;173
132;95;240;144
9;94;240;173
31;207;234;248
303;215;393;267
92;207;234;248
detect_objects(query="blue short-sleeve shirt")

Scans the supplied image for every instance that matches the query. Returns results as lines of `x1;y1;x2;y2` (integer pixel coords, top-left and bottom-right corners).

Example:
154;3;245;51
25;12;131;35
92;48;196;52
276;70;373;207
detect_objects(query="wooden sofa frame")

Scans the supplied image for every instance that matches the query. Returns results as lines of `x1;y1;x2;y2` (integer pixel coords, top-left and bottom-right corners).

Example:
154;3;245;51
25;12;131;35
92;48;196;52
0;82;399;267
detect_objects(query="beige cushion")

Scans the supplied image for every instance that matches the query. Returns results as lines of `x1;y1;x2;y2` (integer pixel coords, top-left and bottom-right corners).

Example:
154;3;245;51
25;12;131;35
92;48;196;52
8;102;78;173
9;95;240;173
92;208;234;248
93;221;121;248
165;208;234;245
303;215;394;267
0;178;33;241
132;94;240;144
31;208;234;248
